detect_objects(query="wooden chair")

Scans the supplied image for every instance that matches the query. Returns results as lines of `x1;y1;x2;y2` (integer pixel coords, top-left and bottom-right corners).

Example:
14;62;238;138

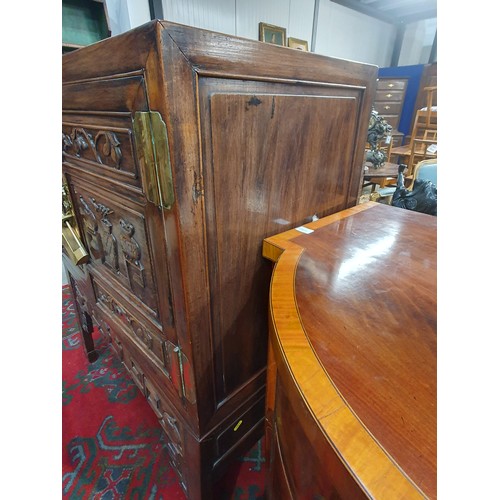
405;129;437;182
363;134;398;192
408;159;437;190
389;86;437;183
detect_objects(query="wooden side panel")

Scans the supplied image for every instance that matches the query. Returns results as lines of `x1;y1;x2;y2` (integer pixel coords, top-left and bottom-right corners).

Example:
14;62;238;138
156;22;376;433
198;79;364;404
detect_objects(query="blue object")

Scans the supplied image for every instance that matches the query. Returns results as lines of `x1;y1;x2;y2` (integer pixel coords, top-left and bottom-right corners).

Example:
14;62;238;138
415;162;437;187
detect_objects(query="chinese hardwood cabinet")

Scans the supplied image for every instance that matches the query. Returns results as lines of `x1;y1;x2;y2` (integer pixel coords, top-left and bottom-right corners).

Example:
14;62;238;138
62;20;377;499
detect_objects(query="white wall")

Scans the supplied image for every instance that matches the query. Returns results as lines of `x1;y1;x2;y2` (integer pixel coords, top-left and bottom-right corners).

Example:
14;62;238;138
399;18;437;66
314;0;395;66
160;0;315;47
235;0;291;41
163;0;236;35
105;0;435;68
106;0;150;36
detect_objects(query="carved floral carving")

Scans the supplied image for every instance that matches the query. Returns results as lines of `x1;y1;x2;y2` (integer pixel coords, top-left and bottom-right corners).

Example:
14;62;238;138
62;127;122;169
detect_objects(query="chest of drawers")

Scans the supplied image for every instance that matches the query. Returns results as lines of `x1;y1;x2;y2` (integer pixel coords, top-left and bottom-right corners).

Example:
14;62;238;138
373;77;408;147
62;20;376;499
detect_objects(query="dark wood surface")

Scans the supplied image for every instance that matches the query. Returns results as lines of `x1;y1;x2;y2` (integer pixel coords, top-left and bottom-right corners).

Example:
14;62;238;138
363;161;402;179
62;20;377;499
263;202;437;499
373;77;408;134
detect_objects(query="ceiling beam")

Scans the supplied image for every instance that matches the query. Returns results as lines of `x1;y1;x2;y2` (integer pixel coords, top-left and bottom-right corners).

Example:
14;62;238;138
329;0;436;25
329;0;396;24
399;9;437;24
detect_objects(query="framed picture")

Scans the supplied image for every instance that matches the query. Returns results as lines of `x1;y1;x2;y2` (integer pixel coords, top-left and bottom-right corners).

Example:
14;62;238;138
259;22;286;46
288;37;309;51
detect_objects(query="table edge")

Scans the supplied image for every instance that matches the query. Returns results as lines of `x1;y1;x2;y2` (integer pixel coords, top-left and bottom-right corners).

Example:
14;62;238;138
265;203;428;499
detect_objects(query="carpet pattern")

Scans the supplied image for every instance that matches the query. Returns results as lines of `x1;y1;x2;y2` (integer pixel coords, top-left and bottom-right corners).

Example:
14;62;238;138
62;285;266;499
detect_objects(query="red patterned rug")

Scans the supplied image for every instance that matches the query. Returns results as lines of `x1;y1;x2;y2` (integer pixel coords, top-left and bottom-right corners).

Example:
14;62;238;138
62;285;266;499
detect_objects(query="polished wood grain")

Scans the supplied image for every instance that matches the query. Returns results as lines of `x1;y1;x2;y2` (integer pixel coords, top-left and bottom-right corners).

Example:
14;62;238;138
63;20;377;499
363;161;405;190
264;202;437;499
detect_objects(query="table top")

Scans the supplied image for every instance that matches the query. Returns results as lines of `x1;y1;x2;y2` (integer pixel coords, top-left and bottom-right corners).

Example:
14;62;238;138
263;202;437;499
363;161;404;179
390;144;411;156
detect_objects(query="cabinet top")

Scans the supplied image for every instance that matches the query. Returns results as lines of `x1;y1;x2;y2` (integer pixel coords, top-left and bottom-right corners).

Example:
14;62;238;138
62;20;377;87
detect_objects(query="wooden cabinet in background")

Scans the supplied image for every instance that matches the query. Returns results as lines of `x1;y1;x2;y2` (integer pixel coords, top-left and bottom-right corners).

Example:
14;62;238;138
373;77;408;147
62;20;377;499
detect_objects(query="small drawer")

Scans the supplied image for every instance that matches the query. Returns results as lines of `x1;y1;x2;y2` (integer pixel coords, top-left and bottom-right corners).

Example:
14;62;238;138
377;79;407;91
373;100;403;116
93;277;168;372
216;395;265;458
62;116;143;190
375;89;405;102
62;74;149;189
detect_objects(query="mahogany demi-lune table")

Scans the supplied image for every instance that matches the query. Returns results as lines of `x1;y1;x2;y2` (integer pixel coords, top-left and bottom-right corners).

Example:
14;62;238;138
262;202;437;499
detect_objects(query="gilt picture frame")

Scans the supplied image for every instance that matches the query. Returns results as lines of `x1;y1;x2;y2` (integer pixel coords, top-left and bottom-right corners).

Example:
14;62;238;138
288;37;309;51
259;22;287;46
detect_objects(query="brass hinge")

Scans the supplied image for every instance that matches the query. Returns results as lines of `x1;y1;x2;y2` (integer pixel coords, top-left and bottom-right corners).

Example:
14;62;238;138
133;111;174;210
165;340;196;404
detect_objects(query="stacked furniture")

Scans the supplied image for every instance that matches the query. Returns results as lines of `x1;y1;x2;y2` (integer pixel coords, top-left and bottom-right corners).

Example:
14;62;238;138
62;20;377;499
378;63;437;142
373;76;408;148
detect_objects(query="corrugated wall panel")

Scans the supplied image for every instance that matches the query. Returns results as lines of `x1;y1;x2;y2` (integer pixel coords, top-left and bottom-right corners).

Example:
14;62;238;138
235;0;290;41
162;0;236;35
288;0;315;48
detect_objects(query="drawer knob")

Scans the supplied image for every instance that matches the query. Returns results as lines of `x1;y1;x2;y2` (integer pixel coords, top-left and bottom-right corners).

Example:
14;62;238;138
388;83;394;87
386;93;393;98
384;105;390;110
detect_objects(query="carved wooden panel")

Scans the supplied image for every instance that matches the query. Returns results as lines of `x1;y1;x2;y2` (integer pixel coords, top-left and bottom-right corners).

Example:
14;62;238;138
68;179;165;323
62;113;142;189
92;277;171;375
